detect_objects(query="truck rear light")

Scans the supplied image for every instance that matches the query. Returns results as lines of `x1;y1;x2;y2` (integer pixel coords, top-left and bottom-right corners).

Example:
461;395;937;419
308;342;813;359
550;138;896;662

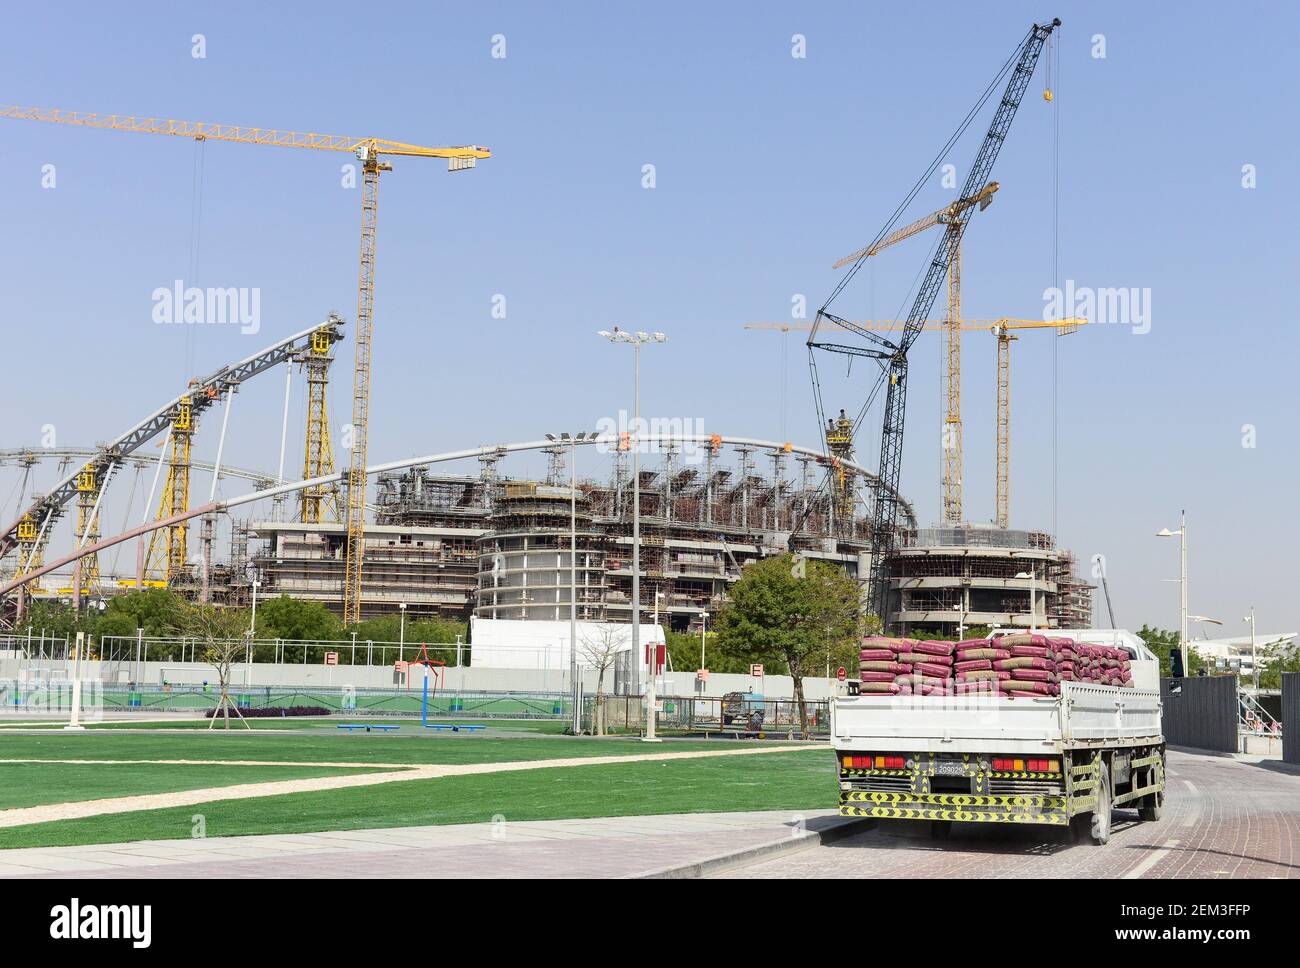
992;757;1060;772
841;755;906;769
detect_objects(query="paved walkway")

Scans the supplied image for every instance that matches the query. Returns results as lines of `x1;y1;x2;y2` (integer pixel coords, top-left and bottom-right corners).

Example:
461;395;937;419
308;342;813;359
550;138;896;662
0;810;837;878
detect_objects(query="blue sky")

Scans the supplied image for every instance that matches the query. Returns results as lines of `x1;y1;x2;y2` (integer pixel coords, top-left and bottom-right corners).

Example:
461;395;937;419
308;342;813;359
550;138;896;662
1;1;1296;637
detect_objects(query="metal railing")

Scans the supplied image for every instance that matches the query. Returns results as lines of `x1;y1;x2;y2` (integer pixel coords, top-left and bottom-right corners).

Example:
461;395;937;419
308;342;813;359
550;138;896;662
1239;690;1282;736
582;694;830;737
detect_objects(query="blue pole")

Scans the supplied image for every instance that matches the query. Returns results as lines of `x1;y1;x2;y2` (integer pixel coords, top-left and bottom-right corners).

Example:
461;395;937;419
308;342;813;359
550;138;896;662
422;667;428;728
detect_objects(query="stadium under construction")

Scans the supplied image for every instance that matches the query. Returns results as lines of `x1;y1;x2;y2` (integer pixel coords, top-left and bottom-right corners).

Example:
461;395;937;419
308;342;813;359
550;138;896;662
0;34;1097;639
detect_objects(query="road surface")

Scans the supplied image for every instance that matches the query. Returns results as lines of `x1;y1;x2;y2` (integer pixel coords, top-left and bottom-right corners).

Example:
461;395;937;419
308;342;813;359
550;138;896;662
714;749;1300;878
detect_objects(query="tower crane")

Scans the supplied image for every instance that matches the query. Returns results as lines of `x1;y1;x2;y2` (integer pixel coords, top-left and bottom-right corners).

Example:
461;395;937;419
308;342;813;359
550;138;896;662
991;318;1083;528
804;18;1059;619
754;314;1083;529
831;184;999;527
0;106;489;623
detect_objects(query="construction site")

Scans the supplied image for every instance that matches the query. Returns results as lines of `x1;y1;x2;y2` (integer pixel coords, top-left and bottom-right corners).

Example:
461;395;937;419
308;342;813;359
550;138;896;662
0;18;1098;638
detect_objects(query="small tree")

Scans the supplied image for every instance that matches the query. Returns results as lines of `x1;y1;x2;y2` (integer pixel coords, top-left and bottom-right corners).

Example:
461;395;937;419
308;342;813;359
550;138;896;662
578;624;625;736
714;553;865;737
172;600;253;729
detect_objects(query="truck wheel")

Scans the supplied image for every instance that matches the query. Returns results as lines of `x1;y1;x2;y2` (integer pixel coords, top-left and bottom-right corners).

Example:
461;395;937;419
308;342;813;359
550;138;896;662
1090;761;1112;845
1138;788;1164;822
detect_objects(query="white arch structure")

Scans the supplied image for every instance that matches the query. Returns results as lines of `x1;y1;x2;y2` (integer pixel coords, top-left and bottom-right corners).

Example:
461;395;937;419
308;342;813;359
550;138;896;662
0;433;914;604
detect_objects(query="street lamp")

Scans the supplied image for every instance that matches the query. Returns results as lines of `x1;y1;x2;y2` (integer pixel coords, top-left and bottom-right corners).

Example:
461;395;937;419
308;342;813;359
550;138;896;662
1015;570;1037;630
249;577;261;638
1156;511;1188;676
547;430;597;736
598;327;667;741
1245;607;1257;691
399;602;407;661
699;609;708;670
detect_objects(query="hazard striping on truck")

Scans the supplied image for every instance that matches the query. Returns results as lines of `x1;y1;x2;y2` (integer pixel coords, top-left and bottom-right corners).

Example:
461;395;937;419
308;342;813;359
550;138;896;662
843;805;1072;825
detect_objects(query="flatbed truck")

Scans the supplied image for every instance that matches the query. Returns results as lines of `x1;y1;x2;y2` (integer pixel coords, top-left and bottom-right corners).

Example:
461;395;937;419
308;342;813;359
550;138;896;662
831;630;1166;844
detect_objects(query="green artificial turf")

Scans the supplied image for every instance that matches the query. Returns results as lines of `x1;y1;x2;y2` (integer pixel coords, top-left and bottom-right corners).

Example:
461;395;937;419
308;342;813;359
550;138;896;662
0;749;835;849
0;731;762;766
0;762;386;810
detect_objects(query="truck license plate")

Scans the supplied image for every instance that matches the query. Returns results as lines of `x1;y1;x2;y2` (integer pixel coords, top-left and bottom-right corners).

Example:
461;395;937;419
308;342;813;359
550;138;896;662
934;760;966;777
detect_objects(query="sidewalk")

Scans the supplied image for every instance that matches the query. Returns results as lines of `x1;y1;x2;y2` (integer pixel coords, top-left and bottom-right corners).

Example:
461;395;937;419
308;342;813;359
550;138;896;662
0;810;845;879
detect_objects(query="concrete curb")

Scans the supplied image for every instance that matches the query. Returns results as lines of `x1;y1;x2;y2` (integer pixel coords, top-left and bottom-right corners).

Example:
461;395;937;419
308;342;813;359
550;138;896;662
636;815;875;879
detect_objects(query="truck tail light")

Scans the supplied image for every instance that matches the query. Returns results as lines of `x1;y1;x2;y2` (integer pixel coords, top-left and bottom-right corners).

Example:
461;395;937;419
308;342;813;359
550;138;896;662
841;754;906;769
992;757;1060;772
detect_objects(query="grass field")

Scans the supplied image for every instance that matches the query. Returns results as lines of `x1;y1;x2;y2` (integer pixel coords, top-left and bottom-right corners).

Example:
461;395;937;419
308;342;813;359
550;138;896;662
0;716;571;735
0;762;384;811
0;729;834;850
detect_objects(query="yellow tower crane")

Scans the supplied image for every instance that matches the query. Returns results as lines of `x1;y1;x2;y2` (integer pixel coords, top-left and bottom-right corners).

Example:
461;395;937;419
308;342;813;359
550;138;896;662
747;315;1085;527
990;318;1084;529
146;389;197;583
832;182;1000;527
0;106;490;622
299;322;342;524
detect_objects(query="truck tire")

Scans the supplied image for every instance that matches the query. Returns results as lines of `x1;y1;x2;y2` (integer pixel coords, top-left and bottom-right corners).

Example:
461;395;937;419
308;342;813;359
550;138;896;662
1138;788;1164;822
1137;752;1165;821
1090;761;1112;845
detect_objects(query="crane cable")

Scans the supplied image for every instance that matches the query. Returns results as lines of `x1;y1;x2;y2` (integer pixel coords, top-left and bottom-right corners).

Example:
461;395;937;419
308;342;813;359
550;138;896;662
186;138;206;377
1050;27;1061;538
818;27;1030;315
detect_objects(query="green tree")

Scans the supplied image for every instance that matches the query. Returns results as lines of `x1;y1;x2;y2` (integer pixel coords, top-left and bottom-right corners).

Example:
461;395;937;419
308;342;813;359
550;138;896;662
713;553;866;735
1136;624;1207;677
343;613;466;664
253;595;343;643
1254;641;1300;690
94;588;183;641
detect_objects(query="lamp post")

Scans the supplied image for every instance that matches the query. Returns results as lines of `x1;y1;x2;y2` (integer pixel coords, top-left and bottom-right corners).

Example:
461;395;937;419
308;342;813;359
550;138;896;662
598;327;667;741
547;430;596;736
249;577;261;638
399;602;407;661
1015;570;1037;631
1245;607;1257;691
699;610;708;670
1156;511;1188;676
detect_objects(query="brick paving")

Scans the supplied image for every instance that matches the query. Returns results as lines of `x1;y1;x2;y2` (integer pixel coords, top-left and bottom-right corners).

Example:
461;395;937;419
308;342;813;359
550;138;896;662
0;810;837;879
714;750;1300;879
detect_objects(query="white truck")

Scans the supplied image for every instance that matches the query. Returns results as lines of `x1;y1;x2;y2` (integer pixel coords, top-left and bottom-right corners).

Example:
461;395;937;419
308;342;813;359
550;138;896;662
831;629;1166;844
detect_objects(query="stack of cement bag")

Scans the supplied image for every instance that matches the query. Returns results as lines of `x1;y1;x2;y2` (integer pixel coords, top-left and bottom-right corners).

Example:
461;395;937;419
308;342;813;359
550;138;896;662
860;637;954;695
990;633;1061;697
1072;643;1133;687
952;638;1011;695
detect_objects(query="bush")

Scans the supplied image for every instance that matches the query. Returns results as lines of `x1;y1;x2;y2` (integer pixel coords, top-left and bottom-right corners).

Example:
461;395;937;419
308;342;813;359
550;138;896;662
204;705;330;719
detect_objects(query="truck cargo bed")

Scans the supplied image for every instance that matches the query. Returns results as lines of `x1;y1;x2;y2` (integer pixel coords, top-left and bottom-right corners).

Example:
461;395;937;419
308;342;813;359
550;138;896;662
831;682;1162;756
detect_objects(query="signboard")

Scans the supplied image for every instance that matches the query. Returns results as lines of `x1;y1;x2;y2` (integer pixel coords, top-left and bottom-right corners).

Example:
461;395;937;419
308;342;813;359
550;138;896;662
394;660;409;674
324;652;339;667
836;666;847;682
750;663;764;677
697;668;709;681
645;643;666;675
